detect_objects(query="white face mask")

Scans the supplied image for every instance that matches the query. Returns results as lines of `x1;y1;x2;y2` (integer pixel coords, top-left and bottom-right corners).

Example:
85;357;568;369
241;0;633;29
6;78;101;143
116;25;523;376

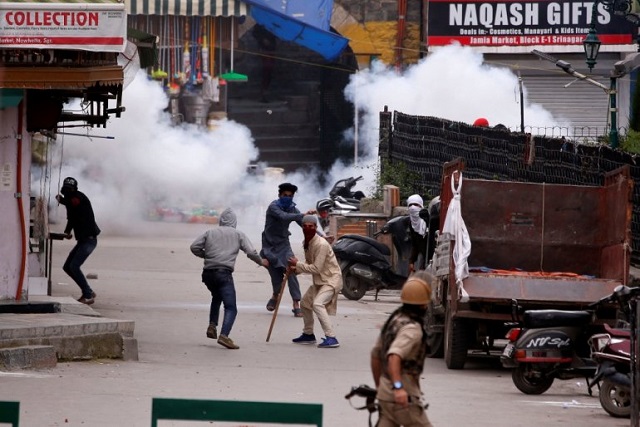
408;205;422;218
408;205;427;236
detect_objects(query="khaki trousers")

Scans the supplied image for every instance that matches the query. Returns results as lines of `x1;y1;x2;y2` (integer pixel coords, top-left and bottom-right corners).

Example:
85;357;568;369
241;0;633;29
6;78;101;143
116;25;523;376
300;284;336;337
377;400;433;427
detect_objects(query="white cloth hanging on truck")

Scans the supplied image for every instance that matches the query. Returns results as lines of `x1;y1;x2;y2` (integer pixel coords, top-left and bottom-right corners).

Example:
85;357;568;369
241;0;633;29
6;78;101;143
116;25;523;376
442;170;471;303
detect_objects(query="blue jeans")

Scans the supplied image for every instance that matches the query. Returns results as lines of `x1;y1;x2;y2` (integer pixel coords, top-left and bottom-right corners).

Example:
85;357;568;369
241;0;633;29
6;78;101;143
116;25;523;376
267;265;301;302
63;237;97;299
202;269;237;337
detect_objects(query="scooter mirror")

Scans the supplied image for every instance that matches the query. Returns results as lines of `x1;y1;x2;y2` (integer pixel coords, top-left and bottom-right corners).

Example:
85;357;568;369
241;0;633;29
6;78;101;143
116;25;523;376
614;285;631;297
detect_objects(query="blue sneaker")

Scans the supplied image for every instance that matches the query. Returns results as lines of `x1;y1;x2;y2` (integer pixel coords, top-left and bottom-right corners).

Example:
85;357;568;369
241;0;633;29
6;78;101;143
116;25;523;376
317;336;340;348
292;333;316;345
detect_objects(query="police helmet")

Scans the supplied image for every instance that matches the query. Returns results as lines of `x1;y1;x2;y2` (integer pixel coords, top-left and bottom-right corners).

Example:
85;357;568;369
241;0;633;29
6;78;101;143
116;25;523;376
400;272;434;305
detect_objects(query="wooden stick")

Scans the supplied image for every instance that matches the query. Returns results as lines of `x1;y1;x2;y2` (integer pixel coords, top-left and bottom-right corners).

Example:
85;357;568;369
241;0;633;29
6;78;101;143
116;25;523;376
266;271;290;342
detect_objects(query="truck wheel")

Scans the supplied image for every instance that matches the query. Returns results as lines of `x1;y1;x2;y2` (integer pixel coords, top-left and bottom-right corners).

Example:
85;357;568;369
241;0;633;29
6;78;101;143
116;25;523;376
511;365;554;395
341;269;368;301
599;379;631;418
425;302;444;358
444;305;468;369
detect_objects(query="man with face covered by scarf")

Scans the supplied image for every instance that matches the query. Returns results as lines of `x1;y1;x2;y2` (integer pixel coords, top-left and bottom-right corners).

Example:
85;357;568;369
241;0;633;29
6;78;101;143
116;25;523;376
261;182;314;317
287;215;343;348
407;194;429;273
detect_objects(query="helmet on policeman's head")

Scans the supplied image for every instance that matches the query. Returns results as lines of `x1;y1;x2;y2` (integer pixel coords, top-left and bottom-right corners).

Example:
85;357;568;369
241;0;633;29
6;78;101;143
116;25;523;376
400;272;433;305
62;177;78;190
316;198;333;212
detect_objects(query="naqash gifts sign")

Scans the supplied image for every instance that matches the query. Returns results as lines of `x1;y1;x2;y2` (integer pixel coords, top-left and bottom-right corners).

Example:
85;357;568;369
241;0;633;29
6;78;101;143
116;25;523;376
0;2;126;52
427;0;636;47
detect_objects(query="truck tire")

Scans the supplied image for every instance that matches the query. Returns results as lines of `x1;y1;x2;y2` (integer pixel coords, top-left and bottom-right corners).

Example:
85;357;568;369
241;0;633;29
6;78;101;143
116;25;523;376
599;379;631;418
425;302;444;358
444;304;468;369
511;365;554;395
341;268;368;301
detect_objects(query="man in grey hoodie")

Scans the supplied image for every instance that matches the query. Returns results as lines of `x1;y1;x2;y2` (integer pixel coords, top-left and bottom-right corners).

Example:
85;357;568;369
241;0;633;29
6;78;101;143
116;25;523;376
191;208;268;349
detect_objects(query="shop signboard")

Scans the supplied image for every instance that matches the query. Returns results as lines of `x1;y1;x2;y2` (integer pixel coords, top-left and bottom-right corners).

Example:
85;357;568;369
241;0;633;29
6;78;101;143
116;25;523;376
427;0;636;47
0;1;126;52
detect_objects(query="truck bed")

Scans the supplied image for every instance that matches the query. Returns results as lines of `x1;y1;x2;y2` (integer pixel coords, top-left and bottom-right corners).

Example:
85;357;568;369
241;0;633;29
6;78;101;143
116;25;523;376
462;273;621;304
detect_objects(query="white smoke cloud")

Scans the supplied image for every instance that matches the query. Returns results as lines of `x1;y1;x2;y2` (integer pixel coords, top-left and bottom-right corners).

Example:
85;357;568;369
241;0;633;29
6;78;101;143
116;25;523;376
345;44;565;159
40;46;564;239
44;72;272;237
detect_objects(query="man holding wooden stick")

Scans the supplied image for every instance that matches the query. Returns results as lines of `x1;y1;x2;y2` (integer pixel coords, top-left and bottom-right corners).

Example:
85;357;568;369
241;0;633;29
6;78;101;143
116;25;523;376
287;215;343;348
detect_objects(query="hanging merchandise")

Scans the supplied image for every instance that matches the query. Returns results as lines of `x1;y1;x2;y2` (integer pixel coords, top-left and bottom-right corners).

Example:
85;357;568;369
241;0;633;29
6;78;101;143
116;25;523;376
182;42;191;84
202;35;210;78
195;38;202;83
220;16;247;82
191;18;198;85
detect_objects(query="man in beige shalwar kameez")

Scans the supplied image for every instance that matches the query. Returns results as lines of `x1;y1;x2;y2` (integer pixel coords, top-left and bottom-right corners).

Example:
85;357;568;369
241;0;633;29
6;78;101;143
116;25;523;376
288;215;343;348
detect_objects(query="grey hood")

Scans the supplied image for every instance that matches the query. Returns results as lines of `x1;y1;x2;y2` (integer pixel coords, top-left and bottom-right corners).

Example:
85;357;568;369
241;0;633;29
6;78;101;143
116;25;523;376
219;208;237;228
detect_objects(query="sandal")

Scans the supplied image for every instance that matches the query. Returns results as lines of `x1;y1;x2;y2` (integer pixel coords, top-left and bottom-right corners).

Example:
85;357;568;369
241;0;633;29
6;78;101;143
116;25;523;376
266;298;277;312
292;308;303;317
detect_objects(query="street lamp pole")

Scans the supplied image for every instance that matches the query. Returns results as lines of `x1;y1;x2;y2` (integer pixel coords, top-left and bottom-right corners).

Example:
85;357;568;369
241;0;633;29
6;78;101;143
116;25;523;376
583;0;621;148
608;76;619;148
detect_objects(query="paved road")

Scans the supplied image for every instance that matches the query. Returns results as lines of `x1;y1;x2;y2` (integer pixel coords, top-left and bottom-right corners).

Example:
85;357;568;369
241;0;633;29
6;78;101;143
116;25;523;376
0;222;630;426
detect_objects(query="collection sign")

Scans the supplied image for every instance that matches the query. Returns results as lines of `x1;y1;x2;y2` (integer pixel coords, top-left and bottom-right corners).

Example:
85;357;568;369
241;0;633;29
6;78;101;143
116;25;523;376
0;3;126;52
427;0;636;47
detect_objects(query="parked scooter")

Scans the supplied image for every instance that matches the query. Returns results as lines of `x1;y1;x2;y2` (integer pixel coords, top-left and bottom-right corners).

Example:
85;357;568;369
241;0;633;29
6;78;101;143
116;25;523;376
588;284;640;418
589;324;632;417
501;301;607;395
333;215;411;301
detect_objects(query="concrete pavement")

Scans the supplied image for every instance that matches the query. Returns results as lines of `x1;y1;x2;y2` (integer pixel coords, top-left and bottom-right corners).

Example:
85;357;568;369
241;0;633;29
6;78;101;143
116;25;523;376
0;222;630;426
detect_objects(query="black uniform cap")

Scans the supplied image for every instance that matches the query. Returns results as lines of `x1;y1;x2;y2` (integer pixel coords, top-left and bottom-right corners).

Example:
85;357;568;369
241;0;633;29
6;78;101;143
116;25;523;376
278;182;298;194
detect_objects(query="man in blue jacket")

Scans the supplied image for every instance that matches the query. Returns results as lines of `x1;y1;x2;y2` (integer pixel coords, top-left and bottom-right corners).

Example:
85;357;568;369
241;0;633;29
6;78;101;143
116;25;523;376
261;182;312;317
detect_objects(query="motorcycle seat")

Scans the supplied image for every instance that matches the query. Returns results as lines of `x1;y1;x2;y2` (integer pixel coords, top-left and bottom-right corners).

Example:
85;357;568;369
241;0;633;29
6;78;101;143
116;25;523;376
338;234;390;256
523;310;592;328
604;323;631;338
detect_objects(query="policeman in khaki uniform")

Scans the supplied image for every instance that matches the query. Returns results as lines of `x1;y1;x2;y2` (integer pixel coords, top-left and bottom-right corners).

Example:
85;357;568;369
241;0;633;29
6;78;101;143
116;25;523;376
371;271;435;427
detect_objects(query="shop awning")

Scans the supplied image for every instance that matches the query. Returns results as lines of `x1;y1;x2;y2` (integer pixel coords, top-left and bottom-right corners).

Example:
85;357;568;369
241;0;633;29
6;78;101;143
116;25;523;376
126;0;246;16
243;0;348;61
0;66;123;89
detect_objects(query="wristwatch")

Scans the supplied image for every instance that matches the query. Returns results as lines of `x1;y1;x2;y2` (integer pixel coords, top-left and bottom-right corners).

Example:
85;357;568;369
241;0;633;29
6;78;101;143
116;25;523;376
392;381;403;390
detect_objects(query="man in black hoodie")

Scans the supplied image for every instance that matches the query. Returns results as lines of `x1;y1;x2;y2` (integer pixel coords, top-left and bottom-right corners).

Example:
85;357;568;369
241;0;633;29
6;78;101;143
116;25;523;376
55;177;101;305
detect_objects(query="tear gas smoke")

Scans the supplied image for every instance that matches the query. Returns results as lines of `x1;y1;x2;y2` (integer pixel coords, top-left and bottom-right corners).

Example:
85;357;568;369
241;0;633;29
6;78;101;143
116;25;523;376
39;46;562;239
344;44;565;161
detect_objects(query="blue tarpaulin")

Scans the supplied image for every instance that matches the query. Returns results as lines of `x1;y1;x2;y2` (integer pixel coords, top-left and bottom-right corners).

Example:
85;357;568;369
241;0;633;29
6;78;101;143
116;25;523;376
248;0;332;30
243;0;349;61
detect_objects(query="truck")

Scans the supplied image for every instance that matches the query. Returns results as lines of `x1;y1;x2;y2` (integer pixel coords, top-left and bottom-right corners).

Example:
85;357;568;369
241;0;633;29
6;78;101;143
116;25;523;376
426;158;633;369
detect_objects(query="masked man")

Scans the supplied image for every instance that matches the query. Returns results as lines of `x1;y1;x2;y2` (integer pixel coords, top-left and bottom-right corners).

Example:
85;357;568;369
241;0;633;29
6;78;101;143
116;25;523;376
288;215;342;348
407;194;428;273
261;182;311;317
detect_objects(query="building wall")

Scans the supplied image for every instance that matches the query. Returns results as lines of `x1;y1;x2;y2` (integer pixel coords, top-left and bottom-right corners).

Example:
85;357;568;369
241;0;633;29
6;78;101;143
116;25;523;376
0;103;31;300
332;0;422;68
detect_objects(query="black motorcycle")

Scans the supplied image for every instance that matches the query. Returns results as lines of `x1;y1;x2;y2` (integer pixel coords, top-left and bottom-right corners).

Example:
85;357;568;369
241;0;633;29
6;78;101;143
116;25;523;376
333;215;412;300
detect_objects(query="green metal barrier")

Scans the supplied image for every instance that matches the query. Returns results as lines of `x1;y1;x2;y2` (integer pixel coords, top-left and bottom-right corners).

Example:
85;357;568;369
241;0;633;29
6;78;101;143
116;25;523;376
150;397;323;426
0;401;20;426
